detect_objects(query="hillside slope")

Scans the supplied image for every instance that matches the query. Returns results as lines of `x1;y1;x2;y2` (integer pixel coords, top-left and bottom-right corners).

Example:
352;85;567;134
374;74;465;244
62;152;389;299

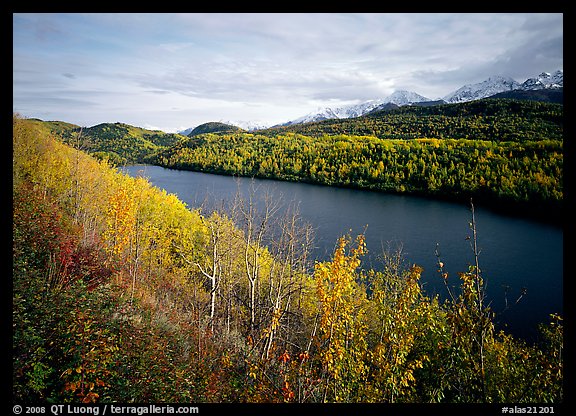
150;98;563;221
12;114;564;403
25;118;187;164
188;121;244;136
259;98;563;142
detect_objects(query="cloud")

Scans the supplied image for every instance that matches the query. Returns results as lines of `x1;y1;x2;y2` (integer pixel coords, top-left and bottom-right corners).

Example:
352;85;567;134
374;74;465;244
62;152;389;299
489;35;563;79
13;13;563;130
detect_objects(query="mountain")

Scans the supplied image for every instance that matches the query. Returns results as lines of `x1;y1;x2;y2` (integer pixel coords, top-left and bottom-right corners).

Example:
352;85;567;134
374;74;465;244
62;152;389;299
187;122;244;137
487;88;563;104
442;76;521;103
178;127;195;136
27;119;186;164
367;102;400;113
258;98;563;145
280;71;553;126
385;90;432;106
227;120;270;132
280;106;369;126
280;90;431;126
441;70;563;104
519;70;563;90
410;99;447;107
180;120;265;135
228;69;564;128
84;122;184;148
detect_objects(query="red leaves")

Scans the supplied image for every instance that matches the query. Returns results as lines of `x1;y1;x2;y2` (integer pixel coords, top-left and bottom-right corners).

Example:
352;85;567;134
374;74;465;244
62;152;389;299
282;380;295;401
14;179;113;292
65;244;113;290
13;183;66;265
278;350;291;364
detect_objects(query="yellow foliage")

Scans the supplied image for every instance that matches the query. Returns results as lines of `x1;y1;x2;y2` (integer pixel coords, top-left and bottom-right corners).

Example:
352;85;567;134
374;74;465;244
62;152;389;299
315;234;368;402
103;180;137;257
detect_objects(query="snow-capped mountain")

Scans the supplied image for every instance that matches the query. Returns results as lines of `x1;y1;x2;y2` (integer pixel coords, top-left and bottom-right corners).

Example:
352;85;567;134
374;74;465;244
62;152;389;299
281;108;341;126
442;76;521;103
178;127;195;136
226;120;270;132
282;101;381;126
181;69;563;130
179;120;270;135
280;90;431;126
519;70;563;90
385;90;432;106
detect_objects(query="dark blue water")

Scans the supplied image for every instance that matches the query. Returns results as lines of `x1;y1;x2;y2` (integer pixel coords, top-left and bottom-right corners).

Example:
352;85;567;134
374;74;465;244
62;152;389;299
122;165;563;341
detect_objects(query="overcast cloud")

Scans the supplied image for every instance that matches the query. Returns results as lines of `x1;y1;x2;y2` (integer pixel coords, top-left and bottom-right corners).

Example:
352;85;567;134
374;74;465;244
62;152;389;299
13;13;563;132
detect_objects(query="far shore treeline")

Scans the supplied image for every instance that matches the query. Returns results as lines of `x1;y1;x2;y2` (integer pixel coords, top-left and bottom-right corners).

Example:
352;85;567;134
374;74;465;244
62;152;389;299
28;98;563;222
12;97;563;404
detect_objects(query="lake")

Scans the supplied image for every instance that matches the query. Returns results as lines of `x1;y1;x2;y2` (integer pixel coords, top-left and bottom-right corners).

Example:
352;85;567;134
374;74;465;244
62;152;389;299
122;165;563;341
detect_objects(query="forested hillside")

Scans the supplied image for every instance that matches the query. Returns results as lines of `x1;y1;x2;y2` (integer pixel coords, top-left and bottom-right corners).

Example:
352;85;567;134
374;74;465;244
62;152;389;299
28;99;563;220
13;114;563;403
187;121;244;136
25;118;187;165
150;134;562;216
148;99;563;219
260;98;563;142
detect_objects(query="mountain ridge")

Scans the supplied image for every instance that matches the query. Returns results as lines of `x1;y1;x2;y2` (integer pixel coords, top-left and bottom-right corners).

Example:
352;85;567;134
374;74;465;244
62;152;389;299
277;90;432;127
272;69;563;127
442;75;521;103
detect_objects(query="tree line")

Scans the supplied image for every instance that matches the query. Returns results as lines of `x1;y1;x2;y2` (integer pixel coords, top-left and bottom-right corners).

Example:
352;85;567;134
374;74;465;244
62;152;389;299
260;98;563;143
29;98;564;220
13;114;562;404
25;118;186;165
150;132;563;218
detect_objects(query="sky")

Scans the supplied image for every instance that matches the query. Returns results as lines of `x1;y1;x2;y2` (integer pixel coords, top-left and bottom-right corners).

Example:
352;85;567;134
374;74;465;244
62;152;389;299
13;13;563;132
